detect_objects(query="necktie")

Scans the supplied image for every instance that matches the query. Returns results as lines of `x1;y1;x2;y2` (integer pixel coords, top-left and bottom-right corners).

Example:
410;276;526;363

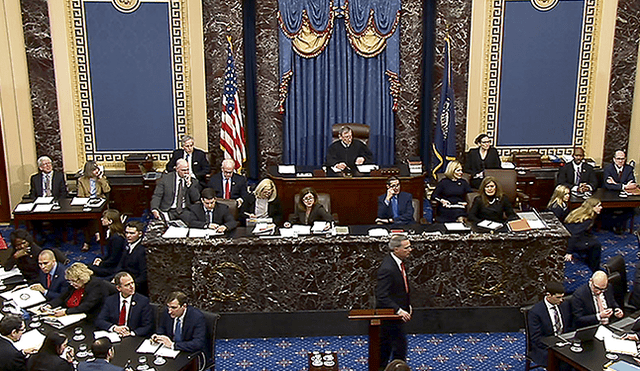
391;196;399;219
185;153;190;163
207;210;213;224
174;318;182;342
44;174;51;197
46;273;51;288
176;179;185;213
596;294;608;324
224;179;231;199
618;169;623;180
118;301;127;326
551;306;562;335
400;262;409;293
575;168;581;185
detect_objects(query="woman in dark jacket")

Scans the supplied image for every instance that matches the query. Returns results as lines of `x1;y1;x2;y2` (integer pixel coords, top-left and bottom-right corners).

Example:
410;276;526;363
4;229;66;284
564;197;602;272
432;160;472;223
27;331;74;371
464;133;502;189
468;176;517;224
546;185;571;222
89;209;125;277
284;187;333;227
48;262;109;323
240;179;283;226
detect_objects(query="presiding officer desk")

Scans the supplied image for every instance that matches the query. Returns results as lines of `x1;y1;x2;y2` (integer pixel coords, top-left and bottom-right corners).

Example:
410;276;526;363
268;165;426;225
144;212;569;313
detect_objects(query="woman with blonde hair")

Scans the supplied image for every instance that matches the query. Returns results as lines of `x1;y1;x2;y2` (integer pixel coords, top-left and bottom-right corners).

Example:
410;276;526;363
547;184;571;222
468;176;517;224
564;197;602;272
432;160;472;223
47;262;109;322
240;179;283;226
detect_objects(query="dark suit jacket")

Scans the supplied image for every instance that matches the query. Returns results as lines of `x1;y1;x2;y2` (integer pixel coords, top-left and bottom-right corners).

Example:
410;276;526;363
180;202;238;230
113;242;147;295
77;358;123;371
26;351;73;371
603;163;635;191
0;336;26;371
95;292;154;337
165;148;210;181
90;234;125;278
207;173;248;201
376;254;410;313
463;147;501;178
571;282;619;328
150;172;200;212
240;194;283;226
528;299;571;366
377;191;415;225
49;276;108;323
157;306;206;354
4;245;66;285
557;162;597;190
28;171;67;199
288;204;333;225
38;262;69;301
565;219;597;254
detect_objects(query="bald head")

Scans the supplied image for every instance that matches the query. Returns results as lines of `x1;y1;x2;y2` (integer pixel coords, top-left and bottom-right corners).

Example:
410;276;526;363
38;250;56;274
590;271;608;293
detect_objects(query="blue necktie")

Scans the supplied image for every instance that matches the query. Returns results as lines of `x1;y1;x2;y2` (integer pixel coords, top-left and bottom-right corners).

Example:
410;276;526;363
391;196;399;219
174;318;182;342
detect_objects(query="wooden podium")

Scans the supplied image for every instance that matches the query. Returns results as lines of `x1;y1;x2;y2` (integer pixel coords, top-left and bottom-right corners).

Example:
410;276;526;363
348;309;402;371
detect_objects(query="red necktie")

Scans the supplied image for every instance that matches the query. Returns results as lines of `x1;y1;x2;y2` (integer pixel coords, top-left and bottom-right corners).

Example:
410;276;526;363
400;262;409;293
118;301;126;326
225;179;231;199
46;274;51;288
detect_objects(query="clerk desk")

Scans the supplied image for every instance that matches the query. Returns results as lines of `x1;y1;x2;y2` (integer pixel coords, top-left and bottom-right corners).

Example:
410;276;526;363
268;166;425;225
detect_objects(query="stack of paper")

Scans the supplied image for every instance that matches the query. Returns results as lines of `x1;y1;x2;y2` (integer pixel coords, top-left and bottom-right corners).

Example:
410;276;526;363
137;339;180;358
42;313;86;329
162;226;189;238
94;330;121;343
444;223;470;231
311;221;330;234
252;223;276;235
13;329;46;351
477;220;503;230
1;287;46;308
71;197;90;206
14;203;34;213
188;228;223;238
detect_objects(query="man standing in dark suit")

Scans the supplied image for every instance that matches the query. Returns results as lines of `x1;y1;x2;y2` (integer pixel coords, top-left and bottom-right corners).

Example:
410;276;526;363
77;338;123;371
557;147;597;196
325;126;374;175
207;159;248;207
0;315;36;371
28;156;67;199
376;176;415;225
180;188;237;232
165;135;210;185
572;271;623;328
376;235;412;369
151;159;200;221
528;282;571;367
112;221;148;296
153;291;206;355
29;249;68;302
96;272;154;338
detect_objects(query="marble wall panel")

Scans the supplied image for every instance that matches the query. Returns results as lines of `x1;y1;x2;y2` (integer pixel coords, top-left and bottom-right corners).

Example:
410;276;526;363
604;0;640;163
20;0;64;170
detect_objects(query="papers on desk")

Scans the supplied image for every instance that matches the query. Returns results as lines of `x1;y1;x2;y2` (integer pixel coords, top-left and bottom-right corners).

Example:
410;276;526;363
137;339;180;358
368;228;389;237
356;164;379;173
296;172;313;178
94;330;121;343
477;220;503;230
311;221;330;234
606;361;640;371
86;198;106;208
595;325;639;356
1;287;46;308
71;197;90;206
292;225;311;235
32;204;54;213
516;211;547;229
162;226;189;238
42;313;86;329
278;165;296;174
252;223;276;235
34;197;54;204
14;203;34;213
0;267;22;281
444;222;470;231
443;203;467;209
13;329;45;351
188;228;223;238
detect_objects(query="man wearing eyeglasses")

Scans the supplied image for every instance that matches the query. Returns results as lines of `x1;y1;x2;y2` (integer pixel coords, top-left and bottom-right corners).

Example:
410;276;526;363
572;271;623;328
207;159;248;207
376;176;415;225
602;150;637;234
0;314;37;371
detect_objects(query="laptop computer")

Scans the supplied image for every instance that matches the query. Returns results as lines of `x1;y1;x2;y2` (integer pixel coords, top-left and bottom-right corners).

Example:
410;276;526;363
560;324;600;343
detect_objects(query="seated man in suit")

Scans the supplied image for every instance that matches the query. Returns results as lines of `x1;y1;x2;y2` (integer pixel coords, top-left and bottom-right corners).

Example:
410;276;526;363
112;221;148;296
180;188;237;232
325;126;374;175
557;147;597;196
572;270;623;328
77;338;121;371
152;291;206;354
376;176;415;225
151;159;200;221
165;135;210;185
602;150;637;233
0;314;37;371
207;159;248;207
28;155;67;199
29;249;69;301
96;272;153;338
528;281;571;368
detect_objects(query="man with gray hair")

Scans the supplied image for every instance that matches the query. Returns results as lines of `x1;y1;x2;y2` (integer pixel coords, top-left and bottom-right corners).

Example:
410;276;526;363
151;158;200;220
207;158;248;206
28;155;67;199
376;235;412;369
326;125;373;175
165;135;210;184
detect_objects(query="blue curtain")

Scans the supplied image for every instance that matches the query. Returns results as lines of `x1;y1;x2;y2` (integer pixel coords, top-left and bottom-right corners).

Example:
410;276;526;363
279;0;400;167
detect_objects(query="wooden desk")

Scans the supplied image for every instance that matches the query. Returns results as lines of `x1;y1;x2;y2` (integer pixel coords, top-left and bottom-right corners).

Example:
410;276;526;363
13;198;106;230
269;166;425;225
106;170;157;217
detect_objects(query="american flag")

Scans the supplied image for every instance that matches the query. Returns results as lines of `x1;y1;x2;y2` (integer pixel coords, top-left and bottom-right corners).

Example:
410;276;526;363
220;35;246;170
